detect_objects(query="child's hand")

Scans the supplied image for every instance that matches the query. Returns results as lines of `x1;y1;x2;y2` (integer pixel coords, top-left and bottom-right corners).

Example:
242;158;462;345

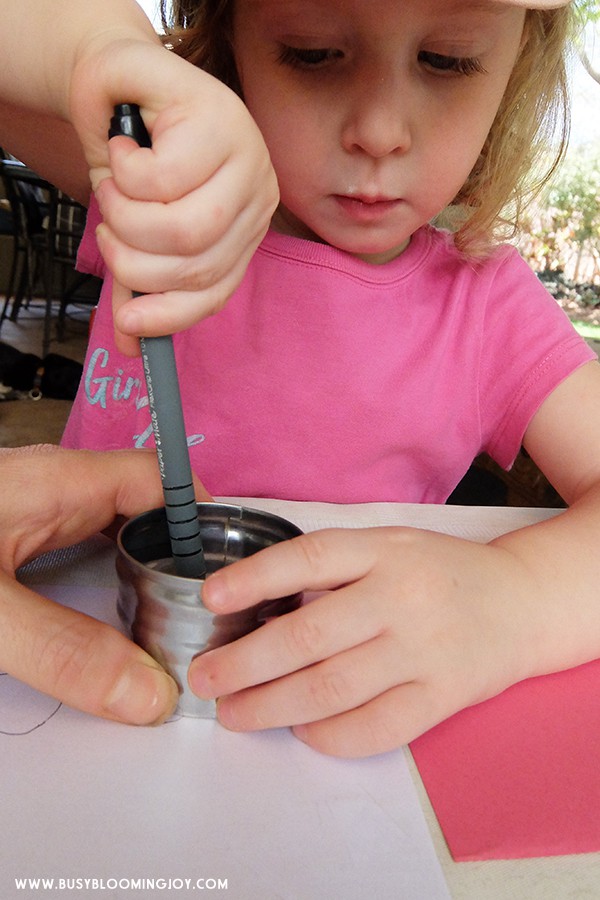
70;38;279;354
189;526;537;757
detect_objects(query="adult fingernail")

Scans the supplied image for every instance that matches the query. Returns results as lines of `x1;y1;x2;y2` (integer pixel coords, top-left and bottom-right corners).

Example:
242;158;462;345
105;660;179;725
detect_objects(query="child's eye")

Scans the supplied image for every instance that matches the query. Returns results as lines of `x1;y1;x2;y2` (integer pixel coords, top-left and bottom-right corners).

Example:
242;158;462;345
418;51;486;77
277;45;343;69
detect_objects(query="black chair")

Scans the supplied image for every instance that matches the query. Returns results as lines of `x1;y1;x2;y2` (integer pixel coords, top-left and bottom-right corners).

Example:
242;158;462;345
0;157;99;356
0;192;18;306
45;188;101;348
0;149;21;314
0;156;48;330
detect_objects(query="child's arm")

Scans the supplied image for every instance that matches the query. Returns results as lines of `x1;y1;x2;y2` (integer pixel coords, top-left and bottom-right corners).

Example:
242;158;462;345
0;0;278;352
188;360;600;757
0;445;210;724
0;0;160;194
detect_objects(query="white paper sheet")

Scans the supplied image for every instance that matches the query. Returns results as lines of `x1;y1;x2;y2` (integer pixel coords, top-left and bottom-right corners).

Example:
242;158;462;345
1;572;450;900
218;497;561;542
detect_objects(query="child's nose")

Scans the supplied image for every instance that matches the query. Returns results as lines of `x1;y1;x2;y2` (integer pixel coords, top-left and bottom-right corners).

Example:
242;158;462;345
340;79;412;159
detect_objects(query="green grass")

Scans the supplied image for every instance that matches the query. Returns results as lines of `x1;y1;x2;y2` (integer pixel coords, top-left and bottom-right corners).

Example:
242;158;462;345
571;320;600;342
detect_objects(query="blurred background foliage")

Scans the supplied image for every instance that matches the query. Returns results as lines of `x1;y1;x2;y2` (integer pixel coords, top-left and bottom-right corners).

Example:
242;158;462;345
516;0;599;320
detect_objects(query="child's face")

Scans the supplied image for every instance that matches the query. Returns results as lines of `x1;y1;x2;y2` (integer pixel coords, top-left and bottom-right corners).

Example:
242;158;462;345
232;0;526;263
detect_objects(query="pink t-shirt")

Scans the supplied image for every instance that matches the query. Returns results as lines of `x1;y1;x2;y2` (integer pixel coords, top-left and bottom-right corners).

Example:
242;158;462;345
62;198;595;503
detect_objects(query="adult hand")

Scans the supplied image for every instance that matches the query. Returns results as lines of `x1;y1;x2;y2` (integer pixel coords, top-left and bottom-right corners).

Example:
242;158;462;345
0;444;210;724
189;526;537;757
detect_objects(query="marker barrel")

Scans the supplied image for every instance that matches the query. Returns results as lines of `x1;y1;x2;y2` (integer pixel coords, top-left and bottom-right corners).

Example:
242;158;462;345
110;103;206;578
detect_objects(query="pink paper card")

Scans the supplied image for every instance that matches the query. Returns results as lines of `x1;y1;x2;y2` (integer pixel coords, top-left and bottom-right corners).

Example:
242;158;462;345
410;658;600;861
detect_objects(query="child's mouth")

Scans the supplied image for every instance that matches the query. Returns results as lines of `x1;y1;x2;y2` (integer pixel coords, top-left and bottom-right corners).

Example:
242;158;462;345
333;194;402;223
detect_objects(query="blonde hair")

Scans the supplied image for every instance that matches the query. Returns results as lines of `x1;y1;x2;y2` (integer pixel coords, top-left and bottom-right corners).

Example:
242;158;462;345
446;8;573;255
162;1;574;258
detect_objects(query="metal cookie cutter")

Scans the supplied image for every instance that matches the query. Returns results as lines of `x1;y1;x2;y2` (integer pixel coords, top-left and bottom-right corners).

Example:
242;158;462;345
116;503;303;717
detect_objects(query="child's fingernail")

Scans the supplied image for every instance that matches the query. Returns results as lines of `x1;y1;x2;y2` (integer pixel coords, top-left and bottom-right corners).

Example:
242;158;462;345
293;724;309;744
105;660;179;725
117;306;144;335
203;574;228;610
95;222;107;247
91;175;107;198
188;666;215;700
216;698;239;730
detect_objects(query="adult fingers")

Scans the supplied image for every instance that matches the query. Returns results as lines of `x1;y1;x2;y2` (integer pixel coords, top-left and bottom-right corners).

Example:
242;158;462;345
0;574;178;725
1;446;211;570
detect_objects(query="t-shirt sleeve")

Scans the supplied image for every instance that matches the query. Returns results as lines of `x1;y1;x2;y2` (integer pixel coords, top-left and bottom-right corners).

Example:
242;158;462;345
479;248;596;469
75;193;106;279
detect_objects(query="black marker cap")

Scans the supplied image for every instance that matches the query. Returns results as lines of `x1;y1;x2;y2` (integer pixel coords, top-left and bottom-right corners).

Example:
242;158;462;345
108;103;152;148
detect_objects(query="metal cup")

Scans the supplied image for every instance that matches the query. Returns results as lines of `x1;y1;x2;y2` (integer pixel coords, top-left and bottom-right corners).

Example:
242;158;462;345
116;503;303;717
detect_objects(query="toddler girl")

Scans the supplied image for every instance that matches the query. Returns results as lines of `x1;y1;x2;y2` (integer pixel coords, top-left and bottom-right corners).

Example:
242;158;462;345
64;0;600;757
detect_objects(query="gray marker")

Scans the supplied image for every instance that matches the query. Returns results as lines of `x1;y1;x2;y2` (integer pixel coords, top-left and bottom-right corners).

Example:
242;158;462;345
109;103;206;578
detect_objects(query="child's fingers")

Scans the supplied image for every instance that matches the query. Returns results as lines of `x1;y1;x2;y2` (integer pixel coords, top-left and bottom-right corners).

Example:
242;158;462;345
110;255;253;340
0;575;178;725
291;681;444;758
96;161;272;278
188;527;511;757
188;581;385;701
98;208;262;300
103;135;200;202
104;95;270;203
95;176;251;257
212;630;415;734
105;200;266;338
111;280;142;356
201;528;391;615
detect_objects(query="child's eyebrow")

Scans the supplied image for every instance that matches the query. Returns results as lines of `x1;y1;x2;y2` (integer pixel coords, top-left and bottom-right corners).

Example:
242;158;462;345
443;0;519;18
243;0;523;38
246;0;522;28
444;0;522;17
